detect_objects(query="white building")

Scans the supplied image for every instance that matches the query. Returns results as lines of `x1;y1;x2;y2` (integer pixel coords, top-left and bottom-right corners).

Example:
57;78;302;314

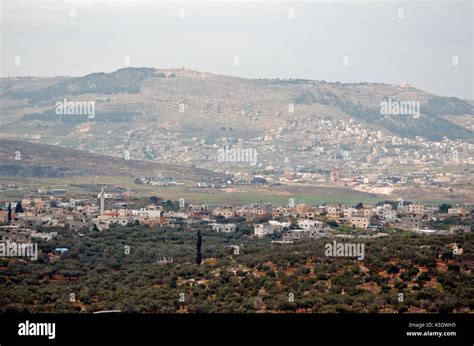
376;204;397;221
93;216;136;231
211;223;236;233
297;219;323;230
163;211;188;219
269;220;291;228
254;221;290;238
132;208;162;219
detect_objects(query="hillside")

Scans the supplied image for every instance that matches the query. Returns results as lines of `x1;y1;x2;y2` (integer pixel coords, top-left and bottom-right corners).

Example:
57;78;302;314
0;68;472;173
0;68;472;141
0;139;224;182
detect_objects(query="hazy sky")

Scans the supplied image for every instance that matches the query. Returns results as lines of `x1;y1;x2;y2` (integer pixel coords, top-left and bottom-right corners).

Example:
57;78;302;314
0;0;472;99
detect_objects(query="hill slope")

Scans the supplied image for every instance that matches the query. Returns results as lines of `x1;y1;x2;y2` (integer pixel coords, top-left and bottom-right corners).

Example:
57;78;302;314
0;139;223;182
0;68;472;169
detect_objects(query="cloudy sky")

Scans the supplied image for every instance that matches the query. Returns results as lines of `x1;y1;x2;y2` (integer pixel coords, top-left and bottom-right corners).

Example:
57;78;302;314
0;0;472;99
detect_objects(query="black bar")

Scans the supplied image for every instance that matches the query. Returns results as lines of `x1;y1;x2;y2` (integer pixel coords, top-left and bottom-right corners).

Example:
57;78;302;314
0;313;472;345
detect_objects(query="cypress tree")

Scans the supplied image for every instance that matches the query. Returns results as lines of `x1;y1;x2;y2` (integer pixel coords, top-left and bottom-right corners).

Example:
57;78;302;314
196;230;202;265
7;203;12;225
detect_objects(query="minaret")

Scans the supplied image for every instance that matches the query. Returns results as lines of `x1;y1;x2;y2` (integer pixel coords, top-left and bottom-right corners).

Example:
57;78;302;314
99;188;105;215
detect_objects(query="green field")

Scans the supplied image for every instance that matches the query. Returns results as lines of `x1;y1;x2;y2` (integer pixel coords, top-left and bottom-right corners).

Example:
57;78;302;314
1;174;468;206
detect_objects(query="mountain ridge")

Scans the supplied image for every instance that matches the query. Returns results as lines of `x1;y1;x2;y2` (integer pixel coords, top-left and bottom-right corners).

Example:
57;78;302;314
0;67;472;146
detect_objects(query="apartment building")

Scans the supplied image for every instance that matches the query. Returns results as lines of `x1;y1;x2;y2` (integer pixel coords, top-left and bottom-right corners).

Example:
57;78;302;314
211;223;236;233
348;216;370;229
